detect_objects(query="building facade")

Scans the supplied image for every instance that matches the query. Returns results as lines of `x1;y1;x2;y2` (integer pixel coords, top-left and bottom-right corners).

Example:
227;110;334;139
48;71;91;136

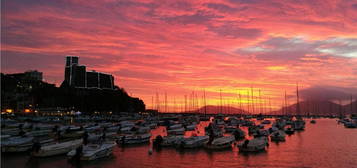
63;56;114;89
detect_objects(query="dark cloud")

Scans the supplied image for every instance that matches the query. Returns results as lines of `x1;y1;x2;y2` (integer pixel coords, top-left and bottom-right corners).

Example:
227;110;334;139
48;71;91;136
205;3;236;13
207;24;262;39
161;11;220;25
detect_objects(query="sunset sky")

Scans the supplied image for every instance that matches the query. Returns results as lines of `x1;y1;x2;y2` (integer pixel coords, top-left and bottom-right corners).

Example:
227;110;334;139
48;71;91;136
2;0;357;112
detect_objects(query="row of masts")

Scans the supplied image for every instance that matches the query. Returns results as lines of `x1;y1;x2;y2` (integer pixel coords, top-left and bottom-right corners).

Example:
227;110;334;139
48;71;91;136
149;85;356;115
151;88;277;114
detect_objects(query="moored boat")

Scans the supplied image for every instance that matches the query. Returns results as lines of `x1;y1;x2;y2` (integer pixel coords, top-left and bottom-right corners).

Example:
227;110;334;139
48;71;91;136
237;137;268;152
67;141;116;161
31;139;83;157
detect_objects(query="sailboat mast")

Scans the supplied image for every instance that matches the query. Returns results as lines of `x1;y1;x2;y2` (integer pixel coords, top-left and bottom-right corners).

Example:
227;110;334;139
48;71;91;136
220;89;223;114
204;90;207;116
296;83;301;116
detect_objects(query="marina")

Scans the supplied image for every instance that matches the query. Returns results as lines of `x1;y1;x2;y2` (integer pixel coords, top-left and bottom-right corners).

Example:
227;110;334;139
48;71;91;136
1;114;356;168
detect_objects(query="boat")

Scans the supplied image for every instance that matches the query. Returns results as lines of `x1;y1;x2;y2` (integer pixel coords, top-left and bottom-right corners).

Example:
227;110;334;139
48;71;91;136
167;128;185;135
118;133;151;144
31;139;83;157
62;131;85;139
310;120;316;124
67;141;116;161
262;120;271;124
233;128;246;140
270;130;286;142
293;119;305;130
180;136;209;148
285;127;295;135
344;121;357;128
204;135;235;150
185;124;196;131
1;136;34;152
160;136;185;147
237;137;268;152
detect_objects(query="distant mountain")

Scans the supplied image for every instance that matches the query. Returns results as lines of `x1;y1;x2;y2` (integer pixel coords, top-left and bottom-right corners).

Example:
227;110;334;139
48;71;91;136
192;105;248;114
344;100;357;114
277;101;351;116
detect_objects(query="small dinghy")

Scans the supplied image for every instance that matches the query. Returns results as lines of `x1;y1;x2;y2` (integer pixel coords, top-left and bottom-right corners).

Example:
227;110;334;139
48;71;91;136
237;137;268;152
204;135;235;150
67;141;116;161
31;139;83;157
270;130;286;142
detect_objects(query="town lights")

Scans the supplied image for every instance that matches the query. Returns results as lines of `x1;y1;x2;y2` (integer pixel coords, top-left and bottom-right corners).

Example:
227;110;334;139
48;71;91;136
5;109;13;113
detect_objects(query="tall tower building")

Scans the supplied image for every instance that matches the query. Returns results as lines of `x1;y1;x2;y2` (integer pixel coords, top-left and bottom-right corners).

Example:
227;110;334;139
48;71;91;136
62;56;114;89
64;56;86;87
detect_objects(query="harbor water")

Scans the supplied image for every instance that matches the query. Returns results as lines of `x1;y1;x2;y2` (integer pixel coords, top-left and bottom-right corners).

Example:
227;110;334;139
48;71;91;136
2;118;357;168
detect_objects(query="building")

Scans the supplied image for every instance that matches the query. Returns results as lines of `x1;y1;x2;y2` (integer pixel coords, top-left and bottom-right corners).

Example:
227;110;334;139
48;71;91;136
63;56;114;89
9;70;43;81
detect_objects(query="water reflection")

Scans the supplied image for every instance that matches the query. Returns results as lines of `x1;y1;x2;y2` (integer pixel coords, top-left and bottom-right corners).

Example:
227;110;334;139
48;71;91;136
3;119;357;168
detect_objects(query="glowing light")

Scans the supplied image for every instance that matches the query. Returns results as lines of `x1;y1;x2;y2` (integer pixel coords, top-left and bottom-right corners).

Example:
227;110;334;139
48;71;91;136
6;109;13;113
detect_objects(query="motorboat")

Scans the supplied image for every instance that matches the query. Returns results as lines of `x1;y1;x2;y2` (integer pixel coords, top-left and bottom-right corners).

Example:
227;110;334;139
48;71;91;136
1;136;34;152
67;141;116;161
167;128;185;135
237;137;268;152
118;133;151;145
31;139;83;157
270;130;286;142
180;136;209;148
204;135;235;150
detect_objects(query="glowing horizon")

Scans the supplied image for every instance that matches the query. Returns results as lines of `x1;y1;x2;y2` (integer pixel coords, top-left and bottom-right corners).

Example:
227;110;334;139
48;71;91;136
2;0;357;113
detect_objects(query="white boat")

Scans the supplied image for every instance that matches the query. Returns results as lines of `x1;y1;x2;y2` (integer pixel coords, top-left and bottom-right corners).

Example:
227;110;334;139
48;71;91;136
105;126;120;132
67;141;116;161
1;128;20;136
161;136;185;147
204;135;235;150
238;137;268;152
84;125;101;132
137;126;150;134
167;128;185;135
119;133;151;144
62;131;85;138
168;124;183;130
185;124;196;131
270;130;286;142
1;136;34;152
32;139;83;157
120;126;133;133
180;136;209;148
26;129;52;137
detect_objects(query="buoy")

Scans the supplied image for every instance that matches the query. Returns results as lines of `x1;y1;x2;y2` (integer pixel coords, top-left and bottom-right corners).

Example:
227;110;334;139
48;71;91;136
148;148;153;155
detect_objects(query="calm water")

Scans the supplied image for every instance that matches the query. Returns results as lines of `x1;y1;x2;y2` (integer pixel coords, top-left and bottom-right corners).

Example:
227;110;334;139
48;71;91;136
2;119;357;168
